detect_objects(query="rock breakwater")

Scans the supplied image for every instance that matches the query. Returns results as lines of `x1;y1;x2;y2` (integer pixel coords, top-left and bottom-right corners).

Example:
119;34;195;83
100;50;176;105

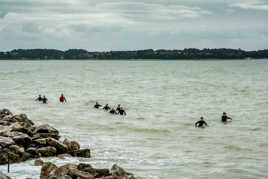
0;108;90;165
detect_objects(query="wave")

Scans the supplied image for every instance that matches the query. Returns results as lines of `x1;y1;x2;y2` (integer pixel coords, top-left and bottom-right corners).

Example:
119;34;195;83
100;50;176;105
0;70;34;75
250;127;262;131
120;125;170;134
224;145;242;151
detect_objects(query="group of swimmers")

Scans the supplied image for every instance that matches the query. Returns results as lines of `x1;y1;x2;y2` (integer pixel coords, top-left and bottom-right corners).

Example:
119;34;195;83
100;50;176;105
35;93;67;104
35;95;48;104
94;101;127;115
36;94;232;124
195;112;232;128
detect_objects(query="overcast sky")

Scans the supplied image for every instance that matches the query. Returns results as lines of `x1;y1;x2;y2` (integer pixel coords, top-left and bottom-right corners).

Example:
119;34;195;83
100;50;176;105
0;0;268;51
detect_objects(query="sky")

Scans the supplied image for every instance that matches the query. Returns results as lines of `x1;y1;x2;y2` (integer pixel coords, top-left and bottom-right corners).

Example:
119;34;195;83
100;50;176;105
0;0;268;51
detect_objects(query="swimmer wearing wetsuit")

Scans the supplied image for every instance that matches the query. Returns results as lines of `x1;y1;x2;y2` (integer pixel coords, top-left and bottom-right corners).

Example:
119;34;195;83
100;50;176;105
221;112;232;122
103;104;111;111
42;96;48;104
109;108;117;114
36;95;42;101
118;107;126;115
94;101;102;109
116;104;121;112
195;117;208;128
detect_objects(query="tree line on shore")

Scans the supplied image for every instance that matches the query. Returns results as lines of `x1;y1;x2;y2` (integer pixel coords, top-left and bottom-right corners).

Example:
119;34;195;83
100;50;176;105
0;48;268;60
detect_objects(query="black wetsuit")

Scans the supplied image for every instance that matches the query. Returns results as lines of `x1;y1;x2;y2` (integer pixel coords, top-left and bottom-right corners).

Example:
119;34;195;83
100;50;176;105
116;107;120;112
109;109;117;114
36;96;42;101
42;97;47;104
118;109;126;115
103;106;111;111
222;116;231;122
94;104;101;109
195;120;208;128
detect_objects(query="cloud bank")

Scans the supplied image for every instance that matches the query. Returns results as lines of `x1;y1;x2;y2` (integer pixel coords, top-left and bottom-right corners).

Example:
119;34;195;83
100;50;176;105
0;0;268;51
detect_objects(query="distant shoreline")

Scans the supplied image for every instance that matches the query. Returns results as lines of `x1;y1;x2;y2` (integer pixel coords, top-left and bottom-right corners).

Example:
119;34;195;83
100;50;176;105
0;48;268;60
0;58;267;61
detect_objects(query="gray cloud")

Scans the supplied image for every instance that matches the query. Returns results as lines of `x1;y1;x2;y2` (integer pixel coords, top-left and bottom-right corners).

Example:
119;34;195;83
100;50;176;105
0;0;267;51
231;2;268;10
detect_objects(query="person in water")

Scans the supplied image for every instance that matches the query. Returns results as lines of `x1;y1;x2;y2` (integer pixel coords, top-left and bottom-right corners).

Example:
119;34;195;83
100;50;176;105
109;108;117;114
35;95;42;101
195;117;208;128
221;112;232;122
118;107;127;115
116;104;121;111
42;96;48;104
103;104;111;111
94;101;102;109
59;93;67;103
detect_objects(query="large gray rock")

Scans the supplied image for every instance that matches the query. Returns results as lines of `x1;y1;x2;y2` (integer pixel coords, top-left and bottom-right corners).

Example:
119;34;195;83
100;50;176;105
72;149;91;158
40;163;78;179
0;126;10;137
63;138;80;153
33;138;68;154
9;114;34;126
12;133;32;147
77;163;97;176
0;151;21;164
33;125;60;140
0;136;15;147
37;146;57;157
9;122;34;136
40;162;58;179
47;138;68;154
9;145;24;155
33;138;47;147
69;168;94;179
26;147;38;156
0;109;13;119
110;164;135;179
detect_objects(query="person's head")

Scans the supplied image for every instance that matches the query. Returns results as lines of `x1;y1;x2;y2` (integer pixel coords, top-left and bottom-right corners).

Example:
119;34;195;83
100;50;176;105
200;116;204;120
96;101;99;104
111;107;115;110
118;104;120;107
120;107;124;110
61;93;64;96
105;104;108;106
223;112;227;116
39;94;41;97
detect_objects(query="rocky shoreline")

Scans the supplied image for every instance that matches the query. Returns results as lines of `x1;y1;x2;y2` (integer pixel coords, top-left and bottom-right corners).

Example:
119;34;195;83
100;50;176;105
39;160;136;179
0;109;140;179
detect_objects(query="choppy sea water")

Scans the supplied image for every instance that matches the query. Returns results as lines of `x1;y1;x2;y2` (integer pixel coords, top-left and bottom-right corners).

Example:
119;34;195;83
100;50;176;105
0;60;268;179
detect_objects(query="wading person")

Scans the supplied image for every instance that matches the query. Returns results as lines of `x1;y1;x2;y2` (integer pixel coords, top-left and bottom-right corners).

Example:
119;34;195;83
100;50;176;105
94;101;102;109
118;107;127;115
103;104;111;111
109;108;117;114
221;112;232;123
59;93;67;103
35;95;42;101
195;117;208;128
116;104;121;112
42;96;48;104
